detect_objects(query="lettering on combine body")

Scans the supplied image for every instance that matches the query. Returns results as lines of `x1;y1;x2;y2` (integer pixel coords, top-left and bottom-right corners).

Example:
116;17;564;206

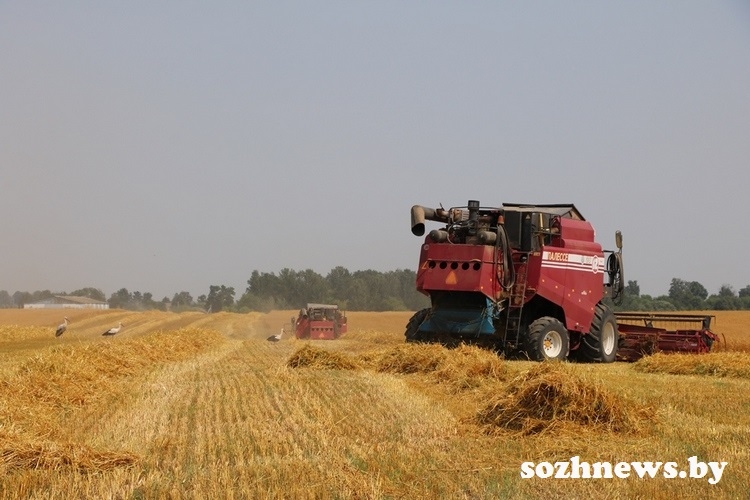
545;252;569;262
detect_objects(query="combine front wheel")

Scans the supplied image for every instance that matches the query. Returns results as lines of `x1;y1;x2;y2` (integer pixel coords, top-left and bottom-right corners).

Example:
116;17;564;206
577;303;618;363
525;317;569;361
405;308;430;343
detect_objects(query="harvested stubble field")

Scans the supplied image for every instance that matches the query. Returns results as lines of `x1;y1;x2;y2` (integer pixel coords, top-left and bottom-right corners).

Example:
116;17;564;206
1;309;749;499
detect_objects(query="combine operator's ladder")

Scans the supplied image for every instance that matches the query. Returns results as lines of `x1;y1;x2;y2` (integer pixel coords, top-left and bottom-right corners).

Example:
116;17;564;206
503;263;527;350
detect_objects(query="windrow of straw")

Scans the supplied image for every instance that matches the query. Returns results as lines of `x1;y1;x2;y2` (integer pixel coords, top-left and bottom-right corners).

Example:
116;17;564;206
288;343;508;394
286;344;362;370
2;328;226;415
0;328;226;462
633;351;750;378
361;343;509;388
474;362;656;435
0;431;138;473
360;343;449;374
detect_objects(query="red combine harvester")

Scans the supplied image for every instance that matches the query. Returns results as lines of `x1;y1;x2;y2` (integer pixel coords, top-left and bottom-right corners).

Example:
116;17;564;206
295;303;347;340
407;200;719;362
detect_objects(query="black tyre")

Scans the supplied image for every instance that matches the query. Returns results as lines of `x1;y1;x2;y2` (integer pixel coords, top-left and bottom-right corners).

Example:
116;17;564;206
405;308;430;343
525;317;569;361
577;303;618;363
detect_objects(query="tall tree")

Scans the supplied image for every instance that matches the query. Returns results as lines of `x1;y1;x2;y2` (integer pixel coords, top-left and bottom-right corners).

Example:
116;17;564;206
108;288;132;309
206;285;235;312
707;284;741;310
12;291;32;308
668;278;707;309
171;291;194;308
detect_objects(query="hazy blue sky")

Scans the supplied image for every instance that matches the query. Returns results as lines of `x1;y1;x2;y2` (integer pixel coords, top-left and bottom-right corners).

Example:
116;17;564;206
2;1;749;301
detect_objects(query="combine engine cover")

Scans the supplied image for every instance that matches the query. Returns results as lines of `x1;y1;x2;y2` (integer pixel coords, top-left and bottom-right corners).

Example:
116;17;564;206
295;303;347;340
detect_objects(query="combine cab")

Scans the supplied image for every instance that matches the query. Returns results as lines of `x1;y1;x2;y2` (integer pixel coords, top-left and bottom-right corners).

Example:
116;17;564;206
406;200;719;362
295;303;347;340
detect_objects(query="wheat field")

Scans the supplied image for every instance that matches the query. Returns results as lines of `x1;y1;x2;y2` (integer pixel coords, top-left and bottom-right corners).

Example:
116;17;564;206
1;309;749;499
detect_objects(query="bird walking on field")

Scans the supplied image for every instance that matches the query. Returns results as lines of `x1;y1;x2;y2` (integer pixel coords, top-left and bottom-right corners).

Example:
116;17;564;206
267;328;283;342
102;321;123;336
55;317;69;337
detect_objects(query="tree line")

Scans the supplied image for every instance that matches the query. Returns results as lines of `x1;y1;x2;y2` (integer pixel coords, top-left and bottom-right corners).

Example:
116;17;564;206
617;278;750;311
0;267;429;313
2;271;750;312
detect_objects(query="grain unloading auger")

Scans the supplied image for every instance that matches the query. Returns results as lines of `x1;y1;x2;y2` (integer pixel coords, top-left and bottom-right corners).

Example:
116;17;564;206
406;200;719;362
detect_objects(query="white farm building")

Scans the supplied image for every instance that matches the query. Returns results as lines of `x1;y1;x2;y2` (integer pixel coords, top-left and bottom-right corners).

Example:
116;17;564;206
24;295;109;310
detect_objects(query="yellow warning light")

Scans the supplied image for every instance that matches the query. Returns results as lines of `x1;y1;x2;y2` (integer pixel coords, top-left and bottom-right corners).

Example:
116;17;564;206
445;271;458;285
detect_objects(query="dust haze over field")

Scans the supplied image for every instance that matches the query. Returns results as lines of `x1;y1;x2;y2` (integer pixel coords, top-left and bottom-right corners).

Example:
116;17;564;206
2;2;750;300
1;309;749;498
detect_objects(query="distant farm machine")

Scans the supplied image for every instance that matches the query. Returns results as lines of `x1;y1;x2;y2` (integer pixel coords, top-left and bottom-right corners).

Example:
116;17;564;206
294;303;348;340
406;200;719;362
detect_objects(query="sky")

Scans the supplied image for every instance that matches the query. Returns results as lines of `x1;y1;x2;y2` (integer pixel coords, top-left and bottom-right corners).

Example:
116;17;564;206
1;1;749;301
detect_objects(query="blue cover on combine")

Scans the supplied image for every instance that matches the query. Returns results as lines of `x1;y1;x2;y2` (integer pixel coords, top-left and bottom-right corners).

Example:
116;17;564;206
418;298;497;336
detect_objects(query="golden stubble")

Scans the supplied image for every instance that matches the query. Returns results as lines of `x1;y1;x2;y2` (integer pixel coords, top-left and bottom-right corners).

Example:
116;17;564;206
0;309;748;499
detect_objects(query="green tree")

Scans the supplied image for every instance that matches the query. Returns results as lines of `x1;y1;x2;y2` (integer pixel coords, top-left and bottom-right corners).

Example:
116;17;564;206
206;285;235;312
617;280;642;310
171;291;194;309
12;291;32;308
625;280;640;297
108;288;132;309
132;291;143;309
142;292;159;310
0;290;13;308
668;278;708;310
706;284;741;310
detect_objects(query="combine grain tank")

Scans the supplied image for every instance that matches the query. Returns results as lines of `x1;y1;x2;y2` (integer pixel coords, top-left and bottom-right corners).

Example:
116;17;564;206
406;200;719;362
295;304;347;340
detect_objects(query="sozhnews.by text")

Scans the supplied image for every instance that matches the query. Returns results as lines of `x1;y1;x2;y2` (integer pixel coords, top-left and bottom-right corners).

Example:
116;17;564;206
520;456;727;484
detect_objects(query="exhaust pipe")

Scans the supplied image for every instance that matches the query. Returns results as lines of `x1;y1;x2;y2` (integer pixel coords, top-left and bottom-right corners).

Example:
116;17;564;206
411;205;439;236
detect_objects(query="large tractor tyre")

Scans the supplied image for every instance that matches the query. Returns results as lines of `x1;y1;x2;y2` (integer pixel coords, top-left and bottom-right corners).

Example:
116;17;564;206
577;303;618;363
524;317;570;362
405;308;430;343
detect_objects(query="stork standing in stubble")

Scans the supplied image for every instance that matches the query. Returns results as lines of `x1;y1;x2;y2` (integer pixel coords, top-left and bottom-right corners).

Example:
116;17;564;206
102;321;123;336
55;317;69;337
267;328;283;342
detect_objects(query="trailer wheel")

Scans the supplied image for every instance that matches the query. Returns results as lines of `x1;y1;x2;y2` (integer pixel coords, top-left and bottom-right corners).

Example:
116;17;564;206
525;317;569;361
578;303;618;363
405;308;430;343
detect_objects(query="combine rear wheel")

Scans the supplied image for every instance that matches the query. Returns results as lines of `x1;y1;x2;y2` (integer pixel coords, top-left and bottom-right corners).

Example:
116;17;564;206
525;317;569;361
577;303;618;363
405;308;430;343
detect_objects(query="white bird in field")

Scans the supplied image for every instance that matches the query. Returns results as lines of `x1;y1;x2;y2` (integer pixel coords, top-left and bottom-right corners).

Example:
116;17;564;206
102;322;123;336
55;317;69;337
267;328;283;342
